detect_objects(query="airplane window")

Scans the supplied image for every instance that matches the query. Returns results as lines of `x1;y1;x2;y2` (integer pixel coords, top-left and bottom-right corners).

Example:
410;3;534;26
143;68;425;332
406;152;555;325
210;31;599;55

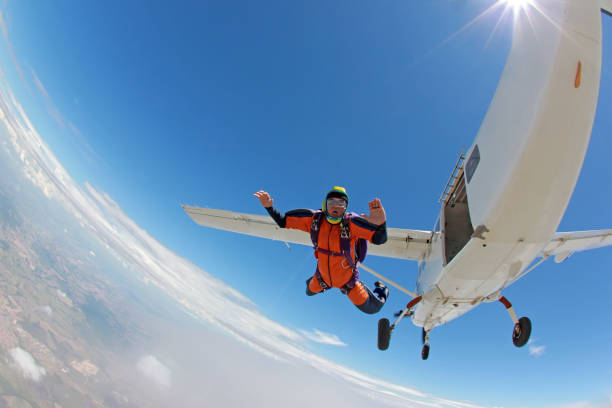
466;144;480;183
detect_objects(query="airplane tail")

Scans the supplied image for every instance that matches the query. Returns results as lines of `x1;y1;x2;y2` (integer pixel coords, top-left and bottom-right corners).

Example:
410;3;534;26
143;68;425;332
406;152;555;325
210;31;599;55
603;0;612;17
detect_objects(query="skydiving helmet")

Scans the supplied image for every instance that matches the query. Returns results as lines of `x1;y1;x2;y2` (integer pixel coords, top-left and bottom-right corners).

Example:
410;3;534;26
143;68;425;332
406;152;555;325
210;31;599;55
323;186;349;224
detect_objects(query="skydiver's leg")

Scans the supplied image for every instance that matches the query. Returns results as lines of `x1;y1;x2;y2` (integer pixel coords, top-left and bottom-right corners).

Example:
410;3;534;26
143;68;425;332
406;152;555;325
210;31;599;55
373;281;389;301
347;281;388;314
305;276;325;296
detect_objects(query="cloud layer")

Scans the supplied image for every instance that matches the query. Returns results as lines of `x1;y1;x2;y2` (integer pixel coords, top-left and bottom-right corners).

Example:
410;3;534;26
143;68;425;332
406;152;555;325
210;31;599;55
299;329;348;346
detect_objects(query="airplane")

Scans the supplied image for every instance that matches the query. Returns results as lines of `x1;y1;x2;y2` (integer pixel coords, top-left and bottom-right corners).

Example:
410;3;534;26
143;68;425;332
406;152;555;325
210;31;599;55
183;0;612;360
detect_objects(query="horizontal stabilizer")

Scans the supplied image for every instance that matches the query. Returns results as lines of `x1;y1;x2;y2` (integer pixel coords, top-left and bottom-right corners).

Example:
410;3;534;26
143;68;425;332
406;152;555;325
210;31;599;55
540;229;612;262
182;205;432;261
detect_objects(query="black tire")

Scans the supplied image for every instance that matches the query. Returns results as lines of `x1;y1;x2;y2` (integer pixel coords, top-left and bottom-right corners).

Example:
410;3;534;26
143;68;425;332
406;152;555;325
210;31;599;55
512;317;532;347
421;344;430;360
378;318;391;350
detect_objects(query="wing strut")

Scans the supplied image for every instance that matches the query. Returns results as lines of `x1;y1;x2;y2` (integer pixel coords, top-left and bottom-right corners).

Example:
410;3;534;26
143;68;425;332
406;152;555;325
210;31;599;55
359;264;416;298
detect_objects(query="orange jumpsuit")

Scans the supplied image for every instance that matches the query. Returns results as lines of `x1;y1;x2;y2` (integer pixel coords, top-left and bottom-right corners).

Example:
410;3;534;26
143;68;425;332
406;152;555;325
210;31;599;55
266;207;388;313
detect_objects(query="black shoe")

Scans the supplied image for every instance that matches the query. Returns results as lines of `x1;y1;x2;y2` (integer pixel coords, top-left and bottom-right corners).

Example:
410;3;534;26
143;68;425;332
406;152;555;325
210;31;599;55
305;277;316;296
373;281;389;302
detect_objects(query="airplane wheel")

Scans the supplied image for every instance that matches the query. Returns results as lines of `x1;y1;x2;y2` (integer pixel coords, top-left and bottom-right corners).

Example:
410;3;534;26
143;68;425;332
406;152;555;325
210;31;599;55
378;318;391;350
512;317;532;347
421;344;430;360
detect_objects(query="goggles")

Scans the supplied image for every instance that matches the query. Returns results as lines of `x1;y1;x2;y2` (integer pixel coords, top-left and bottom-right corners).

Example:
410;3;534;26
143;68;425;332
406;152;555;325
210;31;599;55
326;198;347;208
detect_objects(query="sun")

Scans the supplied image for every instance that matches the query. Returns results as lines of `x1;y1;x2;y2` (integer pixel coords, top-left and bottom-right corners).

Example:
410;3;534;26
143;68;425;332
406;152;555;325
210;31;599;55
504;0;533;9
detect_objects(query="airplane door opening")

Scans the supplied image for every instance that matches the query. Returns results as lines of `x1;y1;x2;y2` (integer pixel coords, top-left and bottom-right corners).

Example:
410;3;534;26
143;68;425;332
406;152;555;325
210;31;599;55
440;152;474;265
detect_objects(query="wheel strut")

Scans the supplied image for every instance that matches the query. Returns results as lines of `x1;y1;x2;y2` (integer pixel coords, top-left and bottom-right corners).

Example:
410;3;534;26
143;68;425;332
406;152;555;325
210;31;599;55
390;296;422;331
499;296;519;324
499;296;532;348
377;296;422;351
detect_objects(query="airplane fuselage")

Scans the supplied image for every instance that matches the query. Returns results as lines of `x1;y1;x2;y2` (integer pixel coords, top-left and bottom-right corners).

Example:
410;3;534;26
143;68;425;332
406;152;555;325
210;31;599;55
413;0;602;331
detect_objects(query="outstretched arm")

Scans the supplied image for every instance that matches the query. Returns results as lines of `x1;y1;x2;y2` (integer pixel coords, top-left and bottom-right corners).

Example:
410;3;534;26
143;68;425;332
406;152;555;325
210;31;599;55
357;198;387;244
360;198;386;226
253;190;274;208
253;190;294;228
253;190;315;231
253;190;285;227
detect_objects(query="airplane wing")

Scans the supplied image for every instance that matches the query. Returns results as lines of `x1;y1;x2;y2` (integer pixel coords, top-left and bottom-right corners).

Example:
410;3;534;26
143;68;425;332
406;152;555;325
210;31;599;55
602;0;612;16
540;229;612;263
182;205;432;261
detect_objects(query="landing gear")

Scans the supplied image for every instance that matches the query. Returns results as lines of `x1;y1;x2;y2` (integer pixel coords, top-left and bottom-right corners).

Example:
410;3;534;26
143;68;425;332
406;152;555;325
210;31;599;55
377;296;422;351
421;328;431;360
499;296;532;348
512;316;532;347
378;318;391;350
421;344;430;360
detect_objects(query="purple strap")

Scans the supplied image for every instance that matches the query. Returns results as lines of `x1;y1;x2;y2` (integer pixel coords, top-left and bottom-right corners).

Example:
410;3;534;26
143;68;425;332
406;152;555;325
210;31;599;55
310;211;360;291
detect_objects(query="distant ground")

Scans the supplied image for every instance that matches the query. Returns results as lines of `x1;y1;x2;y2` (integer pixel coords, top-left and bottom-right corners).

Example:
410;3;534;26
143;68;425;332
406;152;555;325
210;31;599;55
0;135;166;406
0;129;235;407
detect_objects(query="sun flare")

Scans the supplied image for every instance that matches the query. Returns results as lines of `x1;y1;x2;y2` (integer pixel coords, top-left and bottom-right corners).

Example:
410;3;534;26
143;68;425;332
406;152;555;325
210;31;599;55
504;0;533;9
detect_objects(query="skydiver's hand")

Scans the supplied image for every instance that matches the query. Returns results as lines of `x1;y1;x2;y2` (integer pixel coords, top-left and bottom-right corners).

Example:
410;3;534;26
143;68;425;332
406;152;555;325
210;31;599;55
253;190;274;208
361;198;386;225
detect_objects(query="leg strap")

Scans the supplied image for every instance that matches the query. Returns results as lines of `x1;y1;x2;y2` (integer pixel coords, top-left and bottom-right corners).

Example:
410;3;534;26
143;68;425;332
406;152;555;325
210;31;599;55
315;269;330;290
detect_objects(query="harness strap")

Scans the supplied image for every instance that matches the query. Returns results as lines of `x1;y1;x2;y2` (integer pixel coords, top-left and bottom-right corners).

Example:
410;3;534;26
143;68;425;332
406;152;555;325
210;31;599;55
310;211;360;293
314;268;330;291
338;216;359;290
314;269;355;294
315;247;343;257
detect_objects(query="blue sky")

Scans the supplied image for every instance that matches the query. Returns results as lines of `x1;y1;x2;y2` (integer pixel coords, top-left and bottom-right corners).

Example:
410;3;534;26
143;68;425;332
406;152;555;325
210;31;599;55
0;1;611;407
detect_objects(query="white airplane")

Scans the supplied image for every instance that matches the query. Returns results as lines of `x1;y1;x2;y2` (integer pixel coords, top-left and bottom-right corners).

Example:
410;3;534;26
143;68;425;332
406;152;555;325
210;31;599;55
183;0;612;359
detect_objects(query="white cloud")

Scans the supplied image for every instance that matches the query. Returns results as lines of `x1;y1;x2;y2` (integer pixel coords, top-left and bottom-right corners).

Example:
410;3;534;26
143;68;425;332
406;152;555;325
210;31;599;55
29;67;102;167
528;339;546;357
0;10;27;86
137;355;171;388
40;305;52;316
66;120;103;167
9;348;46;382
30;69;50;99
300;329;347;346
528;344;546;357
30;68;64;130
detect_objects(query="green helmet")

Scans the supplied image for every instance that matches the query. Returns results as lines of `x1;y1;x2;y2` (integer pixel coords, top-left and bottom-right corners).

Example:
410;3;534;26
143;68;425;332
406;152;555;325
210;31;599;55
323;186;348;224
325;186;349;203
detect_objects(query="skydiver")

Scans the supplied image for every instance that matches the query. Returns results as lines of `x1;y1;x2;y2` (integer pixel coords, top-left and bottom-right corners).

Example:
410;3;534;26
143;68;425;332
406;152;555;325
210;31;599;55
253;186;389;314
